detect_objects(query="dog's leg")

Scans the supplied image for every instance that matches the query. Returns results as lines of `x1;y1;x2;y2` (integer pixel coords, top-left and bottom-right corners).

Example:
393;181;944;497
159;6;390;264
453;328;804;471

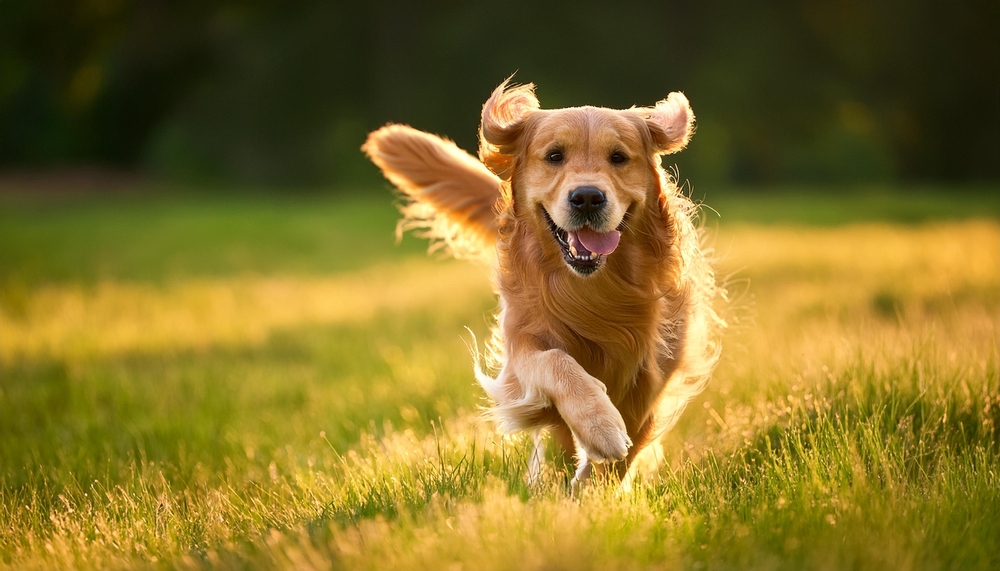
527;424;578;489
527;430;545;488
511;348;632;465
549;420;577;466
571;451;594;491
601;365;672;483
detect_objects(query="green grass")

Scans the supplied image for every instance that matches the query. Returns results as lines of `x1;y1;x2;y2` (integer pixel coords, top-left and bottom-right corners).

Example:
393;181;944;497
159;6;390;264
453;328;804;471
1;185;998;570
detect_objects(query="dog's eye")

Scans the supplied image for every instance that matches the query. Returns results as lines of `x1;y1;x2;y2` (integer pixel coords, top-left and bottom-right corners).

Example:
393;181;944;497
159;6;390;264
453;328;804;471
610;152;628;164
546;151;564;163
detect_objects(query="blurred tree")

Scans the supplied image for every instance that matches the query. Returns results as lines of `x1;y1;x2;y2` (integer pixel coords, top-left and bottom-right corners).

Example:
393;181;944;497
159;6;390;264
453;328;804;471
0;0;996;187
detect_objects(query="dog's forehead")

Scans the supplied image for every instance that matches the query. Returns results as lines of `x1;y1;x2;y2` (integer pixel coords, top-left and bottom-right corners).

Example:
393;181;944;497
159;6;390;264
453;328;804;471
530;107;645;150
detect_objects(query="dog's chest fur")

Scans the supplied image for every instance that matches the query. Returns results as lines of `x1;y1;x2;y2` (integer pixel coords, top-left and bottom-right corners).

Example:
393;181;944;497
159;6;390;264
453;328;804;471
495;207;685;406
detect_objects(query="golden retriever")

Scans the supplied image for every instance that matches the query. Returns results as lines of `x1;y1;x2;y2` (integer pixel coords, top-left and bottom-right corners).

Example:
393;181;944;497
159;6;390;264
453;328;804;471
363;79;722;486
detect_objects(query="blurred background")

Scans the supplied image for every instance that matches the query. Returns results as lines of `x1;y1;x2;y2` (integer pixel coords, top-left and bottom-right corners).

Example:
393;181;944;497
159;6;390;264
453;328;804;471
1;0;997;190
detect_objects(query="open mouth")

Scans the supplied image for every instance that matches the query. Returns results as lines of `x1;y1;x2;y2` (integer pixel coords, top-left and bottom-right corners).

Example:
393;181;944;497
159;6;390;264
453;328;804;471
542;208;622;276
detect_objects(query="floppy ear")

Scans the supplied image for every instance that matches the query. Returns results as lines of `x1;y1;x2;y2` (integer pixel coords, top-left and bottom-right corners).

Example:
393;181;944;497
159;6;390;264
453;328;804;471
478;78;539;179
637;92;695;155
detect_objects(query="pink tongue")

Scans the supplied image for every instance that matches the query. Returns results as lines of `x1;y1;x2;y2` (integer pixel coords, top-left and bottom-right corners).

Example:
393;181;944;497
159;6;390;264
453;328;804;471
575;227;621;255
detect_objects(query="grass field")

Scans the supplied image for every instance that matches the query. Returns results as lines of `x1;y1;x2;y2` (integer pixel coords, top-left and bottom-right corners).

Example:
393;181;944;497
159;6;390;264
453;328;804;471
1;185;998;570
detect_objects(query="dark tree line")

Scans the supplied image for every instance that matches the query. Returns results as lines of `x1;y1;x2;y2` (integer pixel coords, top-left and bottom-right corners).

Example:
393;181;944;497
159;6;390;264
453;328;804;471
1;0;997;187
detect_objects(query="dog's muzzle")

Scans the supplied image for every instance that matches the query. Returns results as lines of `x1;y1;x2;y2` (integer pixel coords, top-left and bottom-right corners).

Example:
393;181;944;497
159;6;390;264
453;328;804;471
542;207;622;277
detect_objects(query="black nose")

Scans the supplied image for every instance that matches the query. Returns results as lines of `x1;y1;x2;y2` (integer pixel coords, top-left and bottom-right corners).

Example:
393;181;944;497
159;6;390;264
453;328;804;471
568;186;607;214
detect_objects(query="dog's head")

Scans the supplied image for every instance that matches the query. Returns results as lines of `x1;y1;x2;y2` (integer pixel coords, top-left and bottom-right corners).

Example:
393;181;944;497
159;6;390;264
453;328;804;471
479;80;694;276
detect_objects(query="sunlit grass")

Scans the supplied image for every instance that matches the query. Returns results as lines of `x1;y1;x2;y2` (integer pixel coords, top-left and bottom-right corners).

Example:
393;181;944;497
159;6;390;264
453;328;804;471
0;189;997;570
0;260;488;361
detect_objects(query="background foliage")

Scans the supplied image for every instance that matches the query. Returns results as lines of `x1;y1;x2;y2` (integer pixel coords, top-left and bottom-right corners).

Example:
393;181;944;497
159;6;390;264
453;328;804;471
1;0;998;186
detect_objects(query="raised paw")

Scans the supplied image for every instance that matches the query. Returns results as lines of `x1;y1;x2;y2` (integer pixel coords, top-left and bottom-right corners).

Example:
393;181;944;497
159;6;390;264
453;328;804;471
575;402;632;463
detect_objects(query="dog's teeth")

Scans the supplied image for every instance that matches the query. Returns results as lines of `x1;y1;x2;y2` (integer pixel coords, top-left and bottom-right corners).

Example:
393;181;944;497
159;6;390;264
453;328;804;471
569;244;578;257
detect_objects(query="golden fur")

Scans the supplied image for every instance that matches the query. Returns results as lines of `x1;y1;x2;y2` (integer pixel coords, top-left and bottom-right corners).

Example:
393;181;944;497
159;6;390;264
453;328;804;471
363;79;723;485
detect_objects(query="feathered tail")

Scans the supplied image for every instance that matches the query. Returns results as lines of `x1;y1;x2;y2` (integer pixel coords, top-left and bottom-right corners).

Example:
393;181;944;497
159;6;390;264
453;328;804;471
362;125;503;261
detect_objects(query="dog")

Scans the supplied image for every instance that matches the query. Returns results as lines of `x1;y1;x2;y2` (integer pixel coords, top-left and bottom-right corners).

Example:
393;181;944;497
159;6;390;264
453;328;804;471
363;79;722;486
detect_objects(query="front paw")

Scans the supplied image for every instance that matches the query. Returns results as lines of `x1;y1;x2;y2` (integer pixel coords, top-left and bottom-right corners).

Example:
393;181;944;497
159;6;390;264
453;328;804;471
576;402;632;463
